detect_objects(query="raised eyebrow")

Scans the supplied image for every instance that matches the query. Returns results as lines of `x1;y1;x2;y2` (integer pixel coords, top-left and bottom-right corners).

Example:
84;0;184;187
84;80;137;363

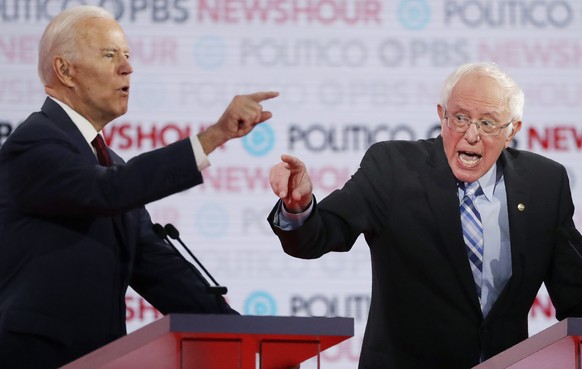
479;113;502;122
454;110;500;122
101;48;131;54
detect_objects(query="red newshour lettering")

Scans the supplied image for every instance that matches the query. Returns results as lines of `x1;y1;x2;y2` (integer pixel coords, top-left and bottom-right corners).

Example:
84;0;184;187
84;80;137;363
528;126;582;151
197;0;382;25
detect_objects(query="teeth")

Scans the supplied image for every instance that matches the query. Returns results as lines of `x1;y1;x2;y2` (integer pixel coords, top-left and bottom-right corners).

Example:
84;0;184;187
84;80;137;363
459;152;480;165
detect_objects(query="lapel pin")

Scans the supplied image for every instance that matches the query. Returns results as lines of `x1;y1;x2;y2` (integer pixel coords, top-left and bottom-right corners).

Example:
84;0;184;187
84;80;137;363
517;203;525;212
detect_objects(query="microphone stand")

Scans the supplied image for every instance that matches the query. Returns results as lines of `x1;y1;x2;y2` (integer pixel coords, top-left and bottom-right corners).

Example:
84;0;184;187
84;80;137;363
152;223;227;295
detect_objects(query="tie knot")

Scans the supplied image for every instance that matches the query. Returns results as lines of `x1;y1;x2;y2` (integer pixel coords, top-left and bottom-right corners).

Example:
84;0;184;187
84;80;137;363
91;134;106;150
462;181;481;198
91;134;112;167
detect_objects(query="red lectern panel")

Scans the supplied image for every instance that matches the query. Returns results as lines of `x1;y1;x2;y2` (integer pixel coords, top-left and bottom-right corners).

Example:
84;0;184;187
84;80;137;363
473;318;582;369
60;314;354;369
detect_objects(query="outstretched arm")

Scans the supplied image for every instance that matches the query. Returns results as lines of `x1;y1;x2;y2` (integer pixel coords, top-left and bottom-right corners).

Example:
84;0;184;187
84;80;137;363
269;154;313;213
198;91;279;155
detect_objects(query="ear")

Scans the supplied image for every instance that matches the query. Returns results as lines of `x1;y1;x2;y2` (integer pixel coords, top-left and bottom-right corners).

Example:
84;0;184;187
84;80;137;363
504;120;522;148
437;104;445;127
53;57;75;88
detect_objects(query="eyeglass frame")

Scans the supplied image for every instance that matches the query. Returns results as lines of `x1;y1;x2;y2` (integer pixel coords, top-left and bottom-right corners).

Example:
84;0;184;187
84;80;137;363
443;109;513;137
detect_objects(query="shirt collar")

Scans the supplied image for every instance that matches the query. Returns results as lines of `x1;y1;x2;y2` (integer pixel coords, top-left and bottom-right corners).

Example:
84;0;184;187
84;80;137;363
476;163;499;202
48;96;101;145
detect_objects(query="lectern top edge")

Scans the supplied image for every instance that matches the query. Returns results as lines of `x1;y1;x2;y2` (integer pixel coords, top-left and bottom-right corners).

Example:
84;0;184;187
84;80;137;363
166;313;355;337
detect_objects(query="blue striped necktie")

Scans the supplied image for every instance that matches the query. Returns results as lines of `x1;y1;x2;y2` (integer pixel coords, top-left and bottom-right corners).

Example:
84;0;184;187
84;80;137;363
460;181;484;302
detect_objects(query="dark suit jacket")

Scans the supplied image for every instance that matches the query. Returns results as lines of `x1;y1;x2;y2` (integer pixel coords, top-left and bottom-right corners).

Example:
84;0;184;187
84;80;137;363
268;137;582;369
0;98;236;368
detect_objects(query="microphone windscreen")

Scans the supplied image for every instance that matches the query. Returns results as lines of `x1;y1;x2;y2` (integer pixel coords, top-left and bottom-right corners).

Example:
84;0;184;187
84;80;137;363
152;223;167;238
165;223;180;240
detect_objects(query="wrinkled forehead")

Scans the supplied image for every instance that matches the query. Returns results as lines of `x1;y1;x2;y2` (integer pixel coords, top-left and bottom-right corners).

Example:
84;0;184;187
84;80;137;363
449;73;509;114
73;17;128;48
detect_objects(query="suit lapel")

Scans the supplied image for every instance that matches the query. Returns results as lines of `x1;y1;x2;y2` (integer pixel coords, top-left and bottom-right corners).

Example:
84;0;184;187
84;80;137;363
40;98;98;164
501;150;531;280
421;136;483;311
485;150;531;318
40;97;130;256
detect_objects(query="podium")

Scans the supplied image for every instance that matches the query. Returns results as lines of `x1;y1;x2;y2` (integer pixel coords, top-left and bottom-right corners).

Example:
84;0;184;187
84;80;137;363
473;318;582;369
60;314;354;369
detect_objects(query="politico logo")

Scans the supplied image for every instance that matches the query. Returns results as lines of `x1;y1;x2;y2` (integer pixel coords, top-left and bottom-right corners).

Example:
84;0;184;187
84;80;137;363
193;36;227;69
443;0;574;28
244;291;277;315
193;202;230;239
288;123;417;152
290;293;370;322
131;78;168;112
240;38;370;68
242;122;275;156
398;0;431;30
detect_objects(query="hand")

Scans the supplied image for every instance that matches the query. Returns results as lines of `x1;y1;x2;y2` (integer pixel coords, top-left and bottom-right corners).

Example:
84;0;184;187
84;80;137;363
269;154;313;213
198;91;279;154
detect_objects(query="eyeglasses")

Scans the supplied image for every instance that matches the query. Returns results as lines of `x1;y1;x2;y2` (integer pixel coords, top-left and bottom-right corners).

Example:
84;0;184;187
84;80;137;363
444;110;512;136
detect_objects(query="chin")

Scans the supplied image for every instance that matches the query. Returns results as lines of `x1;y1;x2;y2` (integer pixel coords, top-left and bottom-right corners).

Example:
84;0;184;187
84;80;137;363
452;167;481;183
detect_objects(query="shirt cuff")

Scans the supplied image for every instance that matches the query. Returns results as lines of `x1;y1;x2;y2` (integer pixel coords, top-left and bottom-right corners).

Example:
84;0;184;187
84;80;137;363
190;135;210;171
276;199;314;230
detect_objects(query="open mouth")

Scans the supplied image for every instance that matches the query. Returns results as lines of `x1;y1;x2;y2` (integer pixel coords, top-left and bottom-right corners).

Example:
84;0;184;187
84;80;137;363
458;151;481;166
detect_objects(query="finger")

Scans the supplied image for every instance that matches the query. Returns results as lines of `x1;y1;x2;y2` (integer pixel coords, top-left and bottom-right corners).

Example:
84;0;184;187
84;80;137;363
256;111;273;124
248;91;279;103
269;164;290;198
238;103;265;126
280;154;304;170
292;181;312;202
271;177;288;199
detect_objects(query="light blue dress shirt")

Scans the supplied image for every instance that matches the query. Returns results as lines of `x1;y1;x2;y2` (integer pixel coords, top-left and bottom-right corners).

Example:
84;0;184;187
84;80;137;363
459;164;512;317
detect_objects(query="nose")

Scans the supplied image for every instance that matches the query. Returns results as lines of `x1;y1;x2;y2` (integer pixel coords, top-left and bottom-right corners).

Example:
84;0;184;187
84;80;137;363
464;122;481;143
119;56;133;75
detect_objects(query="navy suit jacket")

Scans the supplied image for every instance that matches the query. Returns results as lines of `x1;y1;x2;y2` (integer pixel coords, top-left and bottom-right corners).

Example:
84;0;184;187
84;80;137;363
269;137;582;369
0;98;236;368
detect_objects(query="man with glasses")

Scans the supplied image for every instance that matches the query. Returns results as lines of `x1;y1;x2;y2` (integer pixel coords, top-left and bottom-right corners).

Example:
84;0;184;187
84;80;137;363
267;62;582;369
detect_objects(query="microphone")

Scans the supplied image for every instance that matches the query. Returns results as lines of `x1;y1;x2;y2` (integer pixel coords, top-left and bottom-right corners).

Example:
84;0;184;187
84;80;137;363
558;227;582;260
152;223;227;295
164;223;228;295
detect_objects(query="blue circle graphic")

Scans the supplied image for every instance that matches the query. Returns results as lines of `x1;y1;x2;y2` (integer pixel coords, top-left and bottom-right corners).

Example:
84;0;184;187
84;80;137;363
242;123;275;157
194;203;229;239
193;36;227;69
398;0;431;30
244;291;277;315
132;80;166;113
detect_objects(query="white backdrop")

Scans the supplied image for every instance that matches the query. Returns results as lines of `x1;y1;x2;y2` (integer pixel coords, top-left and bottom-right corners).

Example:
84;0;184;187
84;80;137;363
2;1;582;367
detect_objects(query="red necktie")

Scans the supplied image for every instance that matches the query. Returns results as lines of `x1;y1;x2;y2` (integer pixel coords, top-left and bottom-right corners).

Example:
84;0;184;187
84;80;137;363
91;134;113;167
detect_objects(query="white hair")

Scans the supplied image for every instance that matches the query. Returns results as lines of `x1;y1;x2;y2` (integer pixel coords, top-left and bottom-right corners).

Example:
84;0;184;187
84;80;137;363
439;62;525;123
38;5;115;85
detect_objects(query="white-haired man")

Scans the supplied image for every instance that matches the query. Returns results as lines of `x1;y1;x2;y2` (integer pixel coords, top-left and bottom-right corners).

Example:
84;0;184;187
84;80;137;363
0;5;278;368
268;62;582;368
